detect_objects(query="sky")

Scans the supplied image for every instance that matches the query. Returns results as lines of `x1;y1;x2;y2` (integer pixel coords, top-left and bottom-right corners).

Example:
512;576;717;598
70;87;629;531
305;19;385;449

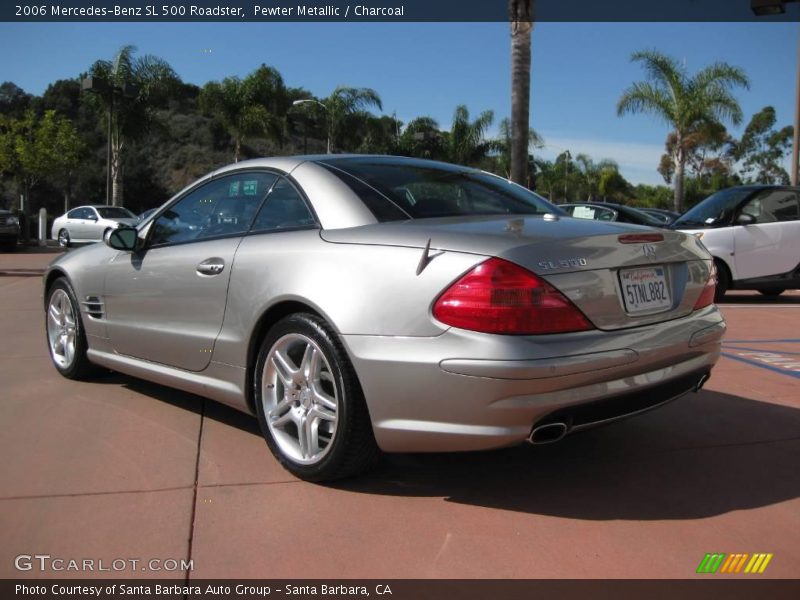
0;20;797;185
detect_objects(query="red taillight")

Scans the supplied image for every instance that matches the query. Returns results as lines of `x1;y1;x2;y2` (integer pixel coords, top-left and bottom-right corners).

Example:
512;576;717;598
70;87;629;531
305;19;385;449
432;258;594;335
693;262;717;310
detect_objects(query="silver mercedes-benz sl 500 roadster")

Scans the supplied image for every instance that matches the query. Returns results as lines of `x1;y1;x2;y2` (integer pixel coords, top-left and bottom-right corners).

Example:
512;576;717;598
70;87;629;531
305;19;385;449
43;155;724;480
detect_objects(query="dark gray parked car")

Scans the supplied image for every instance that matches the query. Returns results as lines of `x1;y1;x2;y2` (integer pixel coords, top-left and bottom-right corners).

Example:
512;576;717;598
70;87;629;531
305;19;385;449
0;209;20;251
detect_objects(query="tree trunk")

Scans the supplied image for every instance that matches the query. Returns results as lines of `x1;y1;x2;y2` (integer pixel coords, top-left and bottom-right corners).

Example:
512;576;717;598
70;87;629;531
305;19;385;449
111;129;123;206
673;145;685;213
234;137;241;163
509;0;533;186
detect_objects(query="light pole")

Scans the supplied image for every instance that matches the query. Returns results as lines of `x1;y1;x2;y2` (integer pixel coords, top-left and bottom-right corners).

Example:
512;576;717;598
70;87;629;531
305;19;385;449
751;0;800;185
81;76;138;205
292;99;330;154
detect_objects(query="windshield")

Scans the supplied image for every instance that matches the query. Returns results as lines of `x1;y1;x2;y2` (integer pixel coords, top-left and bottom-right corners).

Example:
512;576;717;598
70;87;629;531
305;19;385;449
673;188;753;228
320;158;563;221
96;207;136;219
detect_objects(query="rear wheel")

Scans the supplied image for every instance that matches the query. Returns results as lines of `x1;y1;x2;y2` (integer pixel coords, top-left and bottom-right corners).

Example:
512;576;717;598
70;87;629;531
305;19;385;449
254;313;379;481
57;229;70;248
713;259;730;302
45;278;97;379
758;288;785;297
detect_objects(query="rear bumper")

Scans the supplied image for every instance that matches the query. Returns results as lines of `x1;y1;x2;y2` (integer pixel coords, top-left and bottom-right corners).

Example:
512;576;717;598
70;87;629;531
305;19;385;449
342;306;725;452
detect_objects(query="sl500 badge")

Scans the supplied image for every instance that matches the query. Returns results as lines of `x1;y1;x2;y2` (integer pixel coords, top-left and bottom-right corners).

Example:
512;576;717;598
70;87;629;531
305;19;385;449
538;258;588;270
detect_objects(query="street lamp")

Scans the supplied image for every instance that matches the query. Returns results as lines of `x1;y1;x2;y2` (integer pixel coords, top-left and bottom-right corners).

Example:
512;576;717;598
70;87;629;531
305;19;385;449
292;99;330;154
81;76;138;205
751;0;800;185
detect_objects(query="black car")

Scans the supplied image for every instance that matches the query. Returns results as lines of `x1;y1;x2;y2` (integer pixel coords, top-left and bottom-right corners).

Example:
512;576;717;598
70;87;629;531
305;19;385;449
638;207;681;225
560;202;668;227
0;209;21;251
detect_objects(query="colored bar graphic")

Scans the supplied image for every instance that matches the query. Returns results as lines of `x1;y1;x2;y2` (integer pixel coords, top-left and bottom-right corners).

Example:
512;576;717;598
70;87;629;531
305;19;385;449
697;553;726;574
734;554;749;573
700;552;772;574
720;554;736;573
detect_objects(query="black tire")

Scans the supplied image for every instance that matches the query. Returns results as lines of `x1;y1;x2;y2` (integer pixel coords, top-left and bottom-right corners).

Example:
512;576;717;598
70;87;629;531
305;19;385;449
713;259;729;303
57;229;71;248
45;278;98;380
253;313;380;482
758;288;785;297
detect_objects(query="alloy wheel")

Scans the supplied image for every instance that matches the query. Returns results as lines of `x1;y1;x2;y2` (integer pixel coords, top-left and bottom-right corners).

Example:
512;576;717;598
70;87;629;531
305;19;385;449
261;333;339;465
47;288;77;369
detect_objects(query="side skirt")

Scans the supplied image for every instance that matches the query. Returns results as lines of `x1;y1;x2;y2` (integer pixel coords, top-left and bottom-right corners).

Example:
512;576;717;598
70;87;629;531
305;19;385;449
87;349;252;415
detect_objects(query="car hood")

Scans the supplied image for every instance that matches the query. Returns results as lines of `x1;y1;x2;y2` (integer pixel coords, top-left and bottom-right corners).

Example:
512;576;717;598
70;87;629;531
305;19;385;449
320;215;708;275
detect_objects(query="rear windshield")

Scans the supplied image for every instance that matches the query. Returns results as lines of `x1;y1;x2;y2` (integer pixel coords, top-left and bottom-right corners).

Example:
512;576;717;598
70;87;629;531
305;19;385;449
96;207;136;219
319;158;562;221
673;188;754;228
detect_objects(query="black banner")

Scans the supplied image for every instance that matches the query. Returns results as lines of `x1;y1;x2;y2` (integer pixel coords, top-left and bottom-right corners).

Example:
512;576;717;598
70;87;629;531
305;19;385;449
3;0;800;23
4;580;800;600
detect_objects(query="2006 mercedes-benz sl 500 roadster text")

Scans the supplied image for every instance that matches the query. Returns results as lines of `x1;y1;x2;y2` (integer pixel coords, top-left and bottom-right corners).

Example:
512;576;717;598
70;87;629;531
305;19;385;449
43;155;725;481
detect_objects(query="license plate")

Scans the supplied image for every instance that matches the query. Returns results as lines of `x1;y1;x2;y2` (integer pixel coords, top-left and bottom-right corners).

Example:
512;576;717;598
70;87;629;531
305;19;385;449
619;266;671;314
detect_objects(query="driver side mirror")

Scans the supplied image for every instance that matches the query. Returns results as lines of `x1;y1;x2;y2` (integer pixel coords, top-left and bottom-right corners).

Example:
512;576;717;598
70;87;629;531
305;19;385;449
105;226;138;251
736;213;757;226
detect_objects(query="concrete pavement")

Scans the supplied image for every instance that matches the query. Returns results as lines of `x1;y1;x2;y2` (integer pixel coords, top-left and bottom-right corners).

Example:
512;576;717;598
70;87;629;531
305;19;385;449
1;247;798;580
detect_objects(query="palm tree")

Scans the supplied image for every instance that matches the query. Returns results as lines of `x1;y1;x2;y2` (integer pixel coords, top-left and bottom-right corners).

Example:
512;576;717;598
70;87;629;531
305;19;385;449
447;105;498;166
200;65;287;163
398;116;445;160
89;45;179;206
325;86;382;152
497;117;543;181
573;154;619;201
509;0;534;186
617;50;749;212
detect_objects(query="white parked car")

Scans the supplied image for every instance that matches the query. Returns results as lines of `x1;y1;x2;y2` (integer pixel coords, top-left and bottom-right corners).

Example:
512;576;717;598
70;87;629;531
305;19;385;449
51;205;139;247
672;185;800;300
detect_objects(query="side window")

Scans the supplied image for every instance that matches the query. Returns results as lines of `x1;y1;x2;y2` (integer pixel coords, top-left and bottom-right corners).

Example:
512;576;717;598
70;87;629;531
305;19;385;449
150;172;277;246
251;179;317;232
742;190;800;223
68;207;92;219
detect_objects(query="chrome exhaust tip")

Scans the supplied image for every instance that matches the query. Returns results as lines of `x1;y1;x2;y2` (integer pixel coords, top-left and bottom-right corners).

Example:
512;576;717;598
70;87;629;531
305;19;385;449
528;422;568;445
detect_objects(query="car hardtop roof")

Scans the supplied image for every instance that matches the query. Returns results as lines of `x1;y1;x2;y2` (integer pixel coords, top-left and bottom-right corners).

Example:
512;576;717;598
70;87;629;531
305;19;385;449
212;154;488;177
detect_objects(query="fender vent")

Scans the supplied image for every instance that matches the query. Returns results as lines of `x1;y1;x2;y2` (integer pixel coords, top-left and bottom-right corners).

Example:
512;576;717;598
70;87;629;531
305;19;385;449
82;296;105;320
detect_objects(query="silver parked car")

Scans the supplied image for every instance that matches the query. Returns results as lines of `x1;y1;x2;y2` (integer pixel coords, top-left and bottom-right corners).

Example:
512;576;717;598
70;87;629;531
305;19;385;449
43;156;725;481
51;204;138;247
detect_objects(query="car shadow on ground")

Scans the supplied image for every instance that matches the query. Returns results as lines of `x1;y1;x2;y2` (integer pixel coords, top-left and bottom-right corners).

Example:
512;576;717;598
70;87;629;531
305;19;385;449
719;292;800;305
97;372;800;521
335;390;800;521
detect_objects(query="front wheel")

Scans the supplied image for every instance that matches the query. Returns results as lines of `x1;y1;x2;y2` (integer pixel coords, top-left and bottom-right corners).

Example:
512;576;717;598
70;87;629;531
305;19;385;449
45;278;97;379
254;313;379;481
57;229;70;248
713;259;730;303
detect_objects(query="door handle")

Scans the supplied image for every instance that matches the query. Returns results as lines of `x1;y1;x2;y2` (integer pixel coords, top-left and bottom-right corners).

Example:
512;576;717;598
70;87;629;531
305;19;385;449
196;257;225;275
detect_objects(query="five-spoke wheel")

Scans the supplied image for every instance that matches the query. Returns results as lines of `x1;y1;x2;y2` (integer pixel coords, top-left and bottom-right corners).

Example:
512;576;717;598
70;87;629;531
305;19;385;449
254;313;379;481
262;333;339;465
45;278;95;379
